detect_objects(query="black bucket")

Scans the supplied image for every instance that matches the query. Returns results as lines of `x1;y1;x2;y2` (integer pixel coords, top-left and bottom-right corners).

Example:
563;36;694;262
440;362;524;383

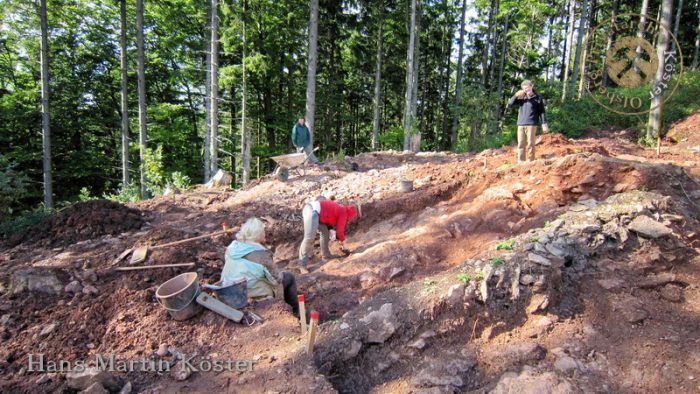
156;272;203;321
213;277;248;309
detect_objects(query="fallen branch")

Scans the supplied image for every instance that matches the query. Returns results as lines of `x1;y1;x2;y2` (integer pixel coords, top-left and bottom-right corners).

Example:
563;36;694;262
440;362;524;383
115;263;195;271
637;273;688;289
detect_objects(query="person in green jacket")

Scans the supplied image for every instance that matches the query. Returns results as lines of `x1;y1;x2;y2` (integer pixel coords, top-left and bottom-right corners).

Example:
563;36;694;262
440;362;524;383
291;116;319;163
222;218;299;315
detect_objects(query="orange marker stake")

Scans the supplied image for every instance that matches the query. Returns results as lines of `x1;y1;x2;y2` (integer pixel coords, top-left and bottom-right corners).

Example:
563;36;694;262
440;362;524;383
307;310;319;354
222;222;230;231
298;294;307;335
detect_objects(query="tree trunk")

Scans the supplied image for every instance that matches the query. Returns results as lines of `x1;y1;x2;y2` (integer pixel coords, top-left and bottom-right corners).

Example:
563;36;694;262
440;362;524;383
634;0;650;70
693;6;700;69
578;0;596;98
305;0;319;148
210;0;219;175
481;0;496;88
561;0;576;98
403;0;419;151
371;0;384;151
546;13;554;81
670;0;684;52
39;0;52;209
568;0;589;100
119;0;130;187
647;0;673;140
450;0;467;150
487;0;500;88
136;0;148;198
411;2;421;152
602;0;619;86
203;1;211;181
241;0;251;184
493;12;510;133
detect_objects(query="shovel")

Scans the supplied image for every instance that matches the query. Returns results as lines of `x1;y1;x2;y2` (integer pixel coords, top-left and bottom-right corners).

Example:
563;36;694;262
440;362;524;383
129;228;235;265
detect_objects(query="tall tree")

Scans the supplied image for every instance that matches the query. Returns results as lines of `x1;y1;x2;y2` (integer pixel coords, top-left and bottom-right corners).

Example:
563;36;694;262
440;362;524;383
136;0;148;197
601;0;619;86
210;0;219;175
561;0;576;98
693;3;700;69
39;0;52;208
241;0;251;184
203;1;212;182
372;0;384;151
119;0;130;187
305;0;319;148
568;0;589;100
403;0;419;151
578;0;596;98
670;0;684;52
647;0;674;141
450;0;467;150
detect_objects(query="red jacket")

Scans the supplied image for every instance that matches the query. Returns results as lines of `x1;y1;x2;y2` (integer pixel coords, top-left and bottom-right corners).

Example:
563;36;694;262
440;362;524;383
319;200;357;241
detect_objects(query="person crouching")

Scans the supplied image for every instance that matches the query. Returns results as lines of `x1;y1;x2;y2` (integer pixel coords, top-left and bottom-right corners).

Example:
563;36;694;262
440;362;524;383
222;218;299;315
298;199;361;266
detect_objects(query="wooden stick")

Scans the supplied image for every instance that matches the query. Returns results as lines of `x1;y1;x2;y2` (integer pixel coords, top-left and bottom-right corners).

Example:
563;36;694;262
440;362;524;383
115;263;195;271
298;295;307;336
306;311;319;354
149;228;235;250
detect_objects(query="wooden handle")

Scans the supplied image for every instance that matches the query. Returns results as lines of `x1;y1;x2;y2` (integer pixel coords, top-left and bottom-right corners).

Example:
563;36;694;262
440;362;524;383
150;228;234;250
115;263;195;271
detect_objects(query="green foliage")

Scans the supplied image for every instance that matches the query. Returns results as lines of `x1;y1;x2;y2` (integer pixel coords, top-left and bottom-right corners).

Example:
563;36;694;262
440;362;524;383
104;184;141;204
475;269;485;281
489;257;505;268
378;125;405;151
78;187;95;202
169;171;192;191
142;145;166;196
0;155;29;219
496;239;515;250
457;273;471;284
0;207;54;239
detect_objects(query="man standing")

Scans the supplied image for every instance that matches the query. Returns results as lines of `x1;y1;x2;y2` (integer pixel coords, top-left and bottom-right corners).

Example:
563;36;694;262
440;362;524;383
291;116;319;163
507;80;549;162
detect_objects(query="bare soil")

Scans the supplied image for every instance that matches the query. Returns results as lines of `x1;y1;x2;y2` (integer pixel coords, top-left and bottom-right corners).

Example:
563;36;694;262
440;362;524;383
1;122;700;393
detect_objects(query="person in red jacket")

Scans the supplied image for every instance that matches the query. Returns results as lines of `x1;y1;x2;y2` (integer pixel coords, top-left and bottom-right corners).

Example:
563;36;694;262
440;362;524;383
298;199;361;266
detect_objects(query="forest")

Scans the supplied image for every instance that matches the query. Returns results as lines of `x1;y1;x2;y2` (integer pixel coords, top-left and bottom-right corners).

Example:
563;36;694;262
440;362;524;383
1;0;700;226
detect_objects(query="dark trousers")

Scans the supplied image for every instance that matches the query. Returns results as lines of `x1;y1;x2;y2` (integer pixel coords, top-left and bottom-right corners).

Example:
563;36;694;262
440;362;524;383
281;272;299;315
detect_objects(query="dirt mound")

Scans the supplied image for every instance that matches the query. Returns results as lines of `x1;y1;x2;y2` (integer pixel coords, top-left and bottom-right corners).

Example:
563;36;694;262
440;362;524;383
8;199;144;247
667;110;700;145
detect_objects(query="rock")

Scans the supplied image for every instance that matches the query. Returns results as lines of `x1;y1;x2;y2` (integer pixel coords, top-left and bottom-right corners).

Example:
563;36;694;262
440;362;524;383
64;280;83;294
359;272;378;290
527;253;552;267
659;285;683;302
344;340;363;360
627;215;672;239
490;367;576;394
0;314;10;326
463;283;477;301
340;322;350;330
118;382;133;394
520;274;537;286
480;186;514;201
413;352;476;389
156;343;169;357
446;283;465;306
545;242;568;258
171;363;193;381
39;323;57;337
82;285;99;296
35;373;54;385
620;304;649;324
360;303;397;344
420;330;437;339
408;338;427;350
79;382;109;394
597;278;624;291
10;267;69;295
66;367;120;391
503;342;547;365
554;356;582;373
388;267;405;280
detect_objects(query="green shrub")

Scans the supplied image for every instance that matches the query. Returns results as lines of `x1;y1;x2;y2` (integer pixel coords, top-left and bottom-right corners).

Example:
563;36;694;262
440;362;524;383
169;171;192;191
0;207;53;239
496;239;515;250
104;183;141;203
457;273;471;284
0;154;29;219
489;257;505;268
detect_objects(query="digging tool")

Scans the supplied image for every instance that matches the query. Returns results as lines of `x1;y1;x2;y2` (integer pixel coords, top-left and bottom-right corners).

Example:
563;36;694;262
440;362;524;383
196;292;244;323
129;228;235;265
115;263;195;271
306;311;319;354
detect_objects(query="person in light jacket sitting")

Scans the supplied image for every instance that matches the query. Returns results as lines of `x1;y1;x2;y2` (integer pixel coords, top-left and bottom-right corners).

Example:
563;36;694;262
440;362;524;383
222;218;299;315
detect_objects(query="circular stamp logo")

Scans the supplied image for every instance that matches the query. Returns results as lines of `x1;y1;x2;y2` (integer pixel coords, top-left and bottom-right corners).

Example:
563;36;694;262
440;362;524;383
583;13;683;115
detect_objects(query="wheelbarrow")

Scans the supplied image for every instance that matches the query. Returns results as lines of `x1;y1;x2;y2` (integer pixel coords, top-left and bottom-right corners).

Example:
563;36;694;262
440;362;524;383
271;147;318;181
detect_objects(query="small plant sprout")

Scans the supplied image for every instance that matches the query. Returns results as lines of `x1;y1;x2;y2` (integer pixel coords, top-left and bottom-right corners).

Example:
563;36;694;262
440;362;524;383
457;273;471;284
475;269;485;281
423;278;437;286
489;257;505;268
496;239;515;250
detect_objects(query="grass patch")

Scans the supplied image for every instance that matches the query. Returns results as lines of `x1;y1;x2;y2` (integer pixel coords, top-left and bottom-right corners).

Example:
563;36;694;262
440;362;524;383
475;269;485;281
457;273;471;284
489;257;505;268
496;239;515;250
